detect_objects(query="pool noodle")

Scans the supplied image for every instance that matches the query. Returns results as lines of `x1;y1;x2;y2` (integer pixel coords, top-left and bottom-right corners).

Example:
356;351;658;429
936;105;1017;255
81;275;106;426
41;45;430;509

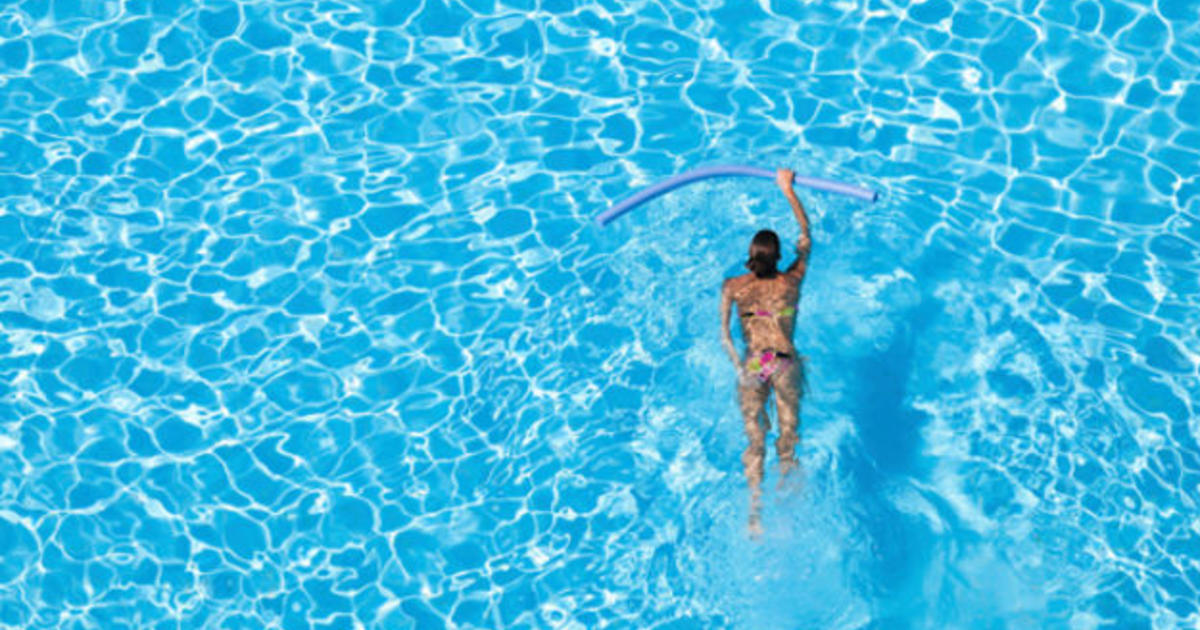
594;165;879;227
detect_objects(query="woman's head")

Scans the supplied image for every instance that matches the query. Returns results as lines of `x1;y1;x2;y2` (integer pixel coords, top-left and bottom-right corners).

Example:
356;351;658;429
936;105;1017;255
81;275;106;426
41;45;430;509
745;229;781;278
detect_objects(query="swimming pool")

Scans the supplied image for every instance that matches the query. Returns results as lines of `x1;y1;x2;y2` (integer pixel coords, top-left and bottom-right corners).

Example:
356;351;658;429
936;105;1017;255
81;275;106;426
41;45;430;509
1;0;1198;627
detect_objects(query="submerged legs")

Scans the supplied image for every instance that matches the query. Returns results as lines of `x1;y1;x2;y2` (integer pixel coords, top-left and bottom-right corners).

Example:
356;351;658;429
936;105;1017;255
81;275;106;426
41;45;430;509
737;358;808;537
737;375;769;537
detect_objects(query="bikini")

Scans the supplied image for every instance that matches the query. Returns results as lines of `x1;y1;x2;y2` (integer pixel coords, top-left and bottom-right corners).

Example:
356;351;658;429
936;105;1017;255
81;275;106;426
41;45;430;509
741;306;797;383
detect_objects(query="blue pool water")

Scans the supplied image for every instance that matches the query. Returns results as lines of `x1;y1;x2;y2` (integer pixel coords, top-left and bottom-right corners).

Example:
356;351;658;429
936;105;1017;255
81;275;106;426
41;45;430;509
1;0;1199;627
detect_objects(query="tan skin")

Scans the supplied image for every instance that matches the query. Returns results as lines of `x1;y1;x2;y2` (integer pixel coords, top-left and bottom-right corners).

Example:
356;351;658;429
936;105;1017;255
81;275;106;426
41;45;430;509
720;167;811;535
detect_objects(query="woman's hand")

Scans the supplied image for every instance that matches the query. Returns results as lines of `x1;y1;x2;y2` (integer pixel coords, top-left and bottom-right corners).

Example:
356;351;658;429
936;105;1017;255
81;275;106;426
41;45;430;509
736;361;758;386
776;167;795;193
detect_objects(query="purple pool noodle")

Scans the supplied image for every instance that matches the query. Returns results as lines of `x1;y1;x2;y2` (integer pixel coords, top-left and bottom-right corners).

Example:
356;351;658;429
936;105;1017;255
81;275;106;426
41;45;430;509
595;165;879;227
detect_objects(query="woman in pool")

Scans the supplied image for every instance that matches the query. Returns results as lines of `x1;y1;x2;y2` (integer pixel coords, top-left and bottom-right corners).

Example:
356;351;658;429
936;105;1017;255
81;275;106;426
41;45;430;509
720;167;811;532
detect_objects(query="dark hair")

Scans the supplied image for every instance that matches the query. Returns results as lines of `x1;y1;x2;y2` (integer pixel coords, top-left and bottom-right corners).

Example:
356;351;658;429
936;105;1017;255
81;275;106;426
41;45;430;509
745;229;781;278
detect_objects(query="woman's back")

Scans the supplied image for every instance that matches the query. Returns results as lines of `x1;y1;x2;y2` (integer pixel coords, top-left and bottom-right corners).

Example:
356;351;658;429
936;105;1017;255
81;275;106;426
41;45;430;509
724;272;800;356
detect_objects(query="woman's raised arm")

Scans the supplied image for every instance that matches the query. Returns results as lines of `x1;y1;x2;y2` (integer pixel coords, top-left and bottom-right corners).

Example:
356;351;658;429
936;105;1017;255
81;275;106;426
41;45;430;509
776;168;812;284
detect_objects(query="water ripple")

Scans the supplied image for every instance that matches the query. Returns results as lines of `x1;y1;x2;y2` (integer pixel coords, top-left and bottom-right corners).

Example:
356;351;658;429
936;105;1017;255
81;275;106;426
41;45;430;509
1;0;1199;627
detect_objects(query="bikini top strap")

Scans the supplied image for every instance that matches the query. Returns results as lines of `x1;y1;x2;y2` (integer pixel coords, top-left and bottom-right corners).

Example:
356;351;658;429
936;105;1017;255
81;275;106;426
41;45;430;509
741;305;796;318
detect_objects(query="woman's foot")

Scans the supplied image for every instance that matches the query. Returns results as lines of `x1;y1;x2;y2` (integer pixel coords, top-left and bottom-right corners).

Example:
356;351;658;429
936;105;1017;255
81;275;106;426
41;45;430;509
748;514;765;540
777;459;804;493
778;457;797;477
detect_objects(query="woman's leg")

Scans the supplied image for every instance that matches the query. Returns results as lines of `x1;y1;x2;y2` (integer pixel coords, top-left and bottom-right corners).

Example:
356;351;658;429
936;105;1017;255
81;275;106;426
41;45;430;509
737;375;769;489
738;373;769;535
773;358;804;476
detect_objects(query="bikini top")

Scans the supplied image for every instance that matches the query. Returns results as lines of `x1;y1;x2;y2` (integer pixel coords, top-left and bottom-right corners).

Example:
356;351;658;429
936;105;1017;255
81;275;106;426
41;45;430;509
741;305;796;319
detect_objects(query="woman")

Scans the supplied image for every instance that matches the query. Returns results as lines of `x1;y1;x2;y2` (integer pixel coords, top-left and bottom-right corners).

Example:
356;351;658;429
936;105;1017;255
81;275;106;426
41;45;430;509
720;167;811;534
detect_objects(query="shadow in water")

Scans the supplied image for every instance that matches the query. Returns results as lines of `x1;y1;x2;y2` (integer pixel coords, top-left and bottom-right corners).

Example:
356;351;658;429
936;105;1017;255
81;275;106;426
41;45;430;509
841;287;941;624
